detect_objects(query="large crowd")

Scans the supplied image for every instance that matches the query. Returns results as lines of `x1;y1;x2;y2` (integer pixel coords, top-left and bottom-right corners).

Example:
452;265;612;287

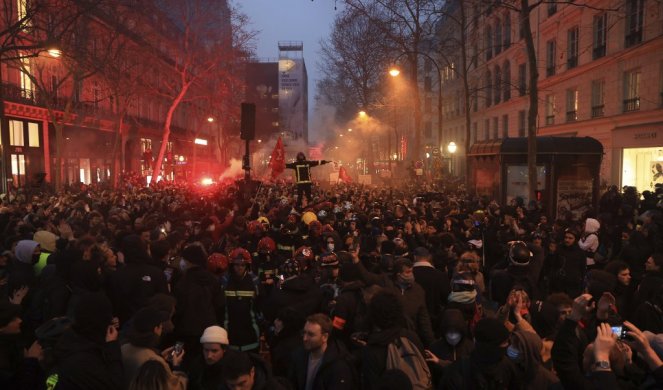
1;175;663;390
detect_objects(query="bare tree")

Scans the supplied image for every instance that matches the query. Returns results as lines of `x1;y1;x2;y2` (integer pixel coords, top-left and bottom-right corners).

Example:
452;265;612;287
344;0;445;161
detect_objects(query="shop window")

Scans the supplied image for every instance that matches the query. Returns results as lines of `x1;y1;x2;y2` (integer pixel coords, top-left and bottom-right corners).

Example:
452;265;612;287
566;89;578;122
623;69;641;112
593;13;607;59
28;122;39;147
622;147;663;192
11;154;26;186
9;120;24;146
591;79;605;117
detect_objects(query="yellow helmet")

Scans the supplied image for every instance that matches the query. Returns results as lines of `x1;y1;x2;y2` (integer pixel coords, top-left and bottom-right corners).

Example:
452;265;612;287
301;211;318;225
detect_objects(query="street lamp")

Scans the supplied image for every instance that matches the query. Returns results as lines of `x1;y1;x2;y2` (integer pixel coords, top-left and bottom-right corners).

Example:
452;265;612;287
47;48;62;58
447;141;457;175
389;68;400;77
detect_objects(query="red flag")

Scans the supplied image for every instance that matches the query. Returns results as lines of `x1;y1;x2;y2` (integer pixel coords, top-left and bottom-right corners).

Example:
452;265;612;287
338;166;352;183
269;137;285;179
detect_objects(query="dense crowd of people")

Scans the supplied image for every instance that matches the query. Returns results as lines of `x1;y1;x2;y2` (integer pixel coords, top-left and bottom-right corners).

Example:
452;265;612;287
0;175;662;389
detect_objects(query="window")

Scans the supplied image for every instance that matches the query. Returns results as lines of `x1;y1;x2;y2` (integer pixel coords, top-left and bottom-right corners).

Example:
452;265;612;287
593;13;607;59
546;40;556;77
494;66;502;104
566;89;578;122
11;154;26;186
486;70;493;107
472;122;477;143
484;119;490;140
495;19;502;55
424;76;432;92
503;61;511;101
625;0;644;48
472;85;478;112
518;63;526;96
20;57;34;99
567;26;579;69
591;79;605;117
502;114;509;138
9;120;24;146
486;26;493;60
545;94;556;125
518;110;526;137
548;1;557;16
140;138;152;153
493;117;499;139
28;122;39;147
623;69;641;112
93;81;100;108
504;13;511;48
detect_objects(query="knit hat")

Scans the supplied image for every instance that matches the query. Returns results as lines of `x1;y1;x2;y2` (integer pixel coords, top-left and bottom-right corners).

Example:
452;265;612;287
182;244;207;267
200;326;229;345
474;317;509;346
14;240;40;264
34;231;58;253
131;307;169;333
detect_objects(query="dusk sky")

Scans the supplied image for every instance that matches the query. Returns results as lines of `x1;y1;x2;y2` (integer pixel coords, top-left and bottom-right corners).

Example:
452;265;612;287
239;0;343;140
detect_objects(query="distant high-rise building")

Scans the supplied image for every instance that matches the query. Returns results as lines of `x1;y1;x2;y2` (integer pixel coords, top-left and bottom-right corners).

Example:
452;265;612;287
244;61;279;142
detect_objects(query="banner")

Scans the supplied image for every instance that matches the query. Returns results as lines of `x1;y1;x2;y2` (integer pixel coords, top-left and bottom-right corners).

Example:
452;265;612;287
269;137;285;178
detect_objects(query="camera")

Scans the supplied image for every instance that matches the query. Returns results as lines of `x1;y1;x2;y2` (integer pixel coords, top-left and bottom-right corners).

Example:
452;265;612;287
172;341;184;356
611;325;628;340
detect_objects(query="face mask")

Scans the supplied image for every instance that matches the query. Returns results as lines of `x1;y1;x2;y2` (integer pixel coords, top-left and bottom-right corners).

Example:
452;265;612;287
179;259;188;272
506;345;521;361
398;273;415;285
445;331;462;346
327;243;335;252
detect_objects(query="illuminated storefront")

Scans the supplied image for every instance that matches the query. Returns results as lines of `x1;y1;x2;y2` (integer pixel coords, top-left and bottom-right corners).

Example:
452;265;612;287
612;126;663;193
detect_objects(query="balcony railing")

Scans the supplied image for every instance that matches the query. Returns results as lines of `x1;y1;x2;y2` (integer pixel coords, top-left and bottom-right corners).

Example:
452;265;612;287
591;105;604;118
623;97;640;112
566;111;577;122
593;45;606;59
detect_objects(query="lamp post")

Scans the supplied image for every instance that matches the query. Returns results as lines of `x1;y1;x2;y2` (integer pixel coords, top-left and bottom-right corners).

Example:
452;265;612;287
447;141;457;175
389;51;443;162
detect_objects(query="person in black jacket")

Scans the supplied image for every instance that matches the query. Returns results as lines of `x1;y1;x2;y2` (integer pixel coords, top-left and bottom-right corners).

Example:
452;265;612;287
110;235;168;323
221;350;288;390
173;244;225;364
412;247;449;337
289;313;355;390
51;291;123;389
549;229;587;298
286;152;331;208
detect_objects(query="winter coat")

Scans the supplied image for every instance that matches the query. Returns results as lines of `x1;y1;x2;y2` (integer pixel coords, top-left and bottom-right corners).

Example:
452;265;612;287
220;352;289;390
187;354;225;390
120;343;186;389
52;329;124;390
263;274;322;323
173;266;225;338
289;337;355;390
413;261;450;333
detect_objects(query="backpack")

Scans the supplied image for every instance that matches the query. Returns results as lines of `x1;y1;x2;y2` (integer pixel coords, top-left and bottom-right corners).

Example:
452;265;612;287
385;336;432;390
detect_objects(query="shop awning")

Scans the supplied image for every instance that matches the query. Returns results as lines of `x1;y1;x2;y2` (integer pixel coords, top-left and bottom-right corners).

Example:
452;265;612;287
468;137;603;157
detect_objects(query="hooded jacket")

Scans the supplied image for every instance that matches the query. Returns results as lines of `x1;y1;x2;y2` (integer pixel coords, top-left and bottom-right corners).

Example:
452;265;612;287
510;330;560;388
579;218;600;264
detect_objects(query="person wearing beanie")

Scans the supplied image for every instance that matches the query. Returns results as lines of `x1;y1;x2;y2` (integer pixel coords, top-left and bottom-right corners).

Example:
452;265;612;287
8;240;40;293
173;243;224;366
121;307;187;389
52;292;124;389
444;317;521;389
188;326;230;390
33;230;58;276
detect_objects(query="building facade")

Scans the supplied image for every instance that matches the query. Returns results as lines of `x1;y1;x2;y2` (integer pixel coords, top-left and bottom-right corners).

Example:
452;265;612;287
438;0;663;194
0;0;232;192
